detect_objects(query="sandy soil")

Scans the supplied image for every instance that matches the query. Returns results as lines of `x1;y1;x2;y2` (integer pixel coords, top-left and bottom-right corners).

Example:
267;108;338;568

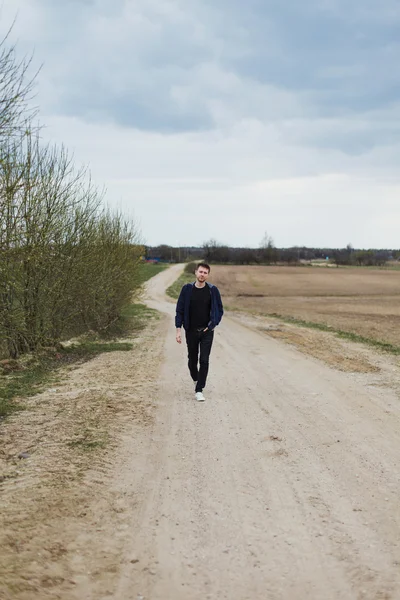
2;264;400;599
210;265;400;347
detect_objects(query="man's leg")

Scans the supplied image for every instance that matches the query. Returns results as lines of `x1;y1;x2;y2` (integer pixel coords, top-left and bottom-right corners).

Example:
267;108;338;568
196;330;214;393
185;330;200;382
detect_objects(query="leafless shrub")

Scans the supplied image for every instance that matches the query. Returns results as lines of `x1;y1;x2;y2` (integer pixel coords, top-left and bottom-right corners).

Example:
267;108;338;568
0;32;142;358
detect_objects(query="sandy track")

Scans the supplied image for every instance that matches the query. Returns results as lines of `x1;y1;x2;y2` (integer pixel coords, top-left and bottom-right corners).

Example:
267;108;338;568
3;264;400;600
108;265;400;599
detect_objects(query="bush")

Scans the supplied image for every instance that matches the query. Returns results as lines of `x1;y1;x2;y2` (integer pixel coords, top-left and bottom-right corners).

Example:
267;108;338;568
0;36;143;358
184;262;197;274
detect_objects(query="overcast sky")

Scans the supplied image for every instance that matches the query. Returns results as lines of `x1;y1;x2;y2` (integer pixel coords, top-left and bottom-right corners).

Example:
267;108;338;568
1;0;400;248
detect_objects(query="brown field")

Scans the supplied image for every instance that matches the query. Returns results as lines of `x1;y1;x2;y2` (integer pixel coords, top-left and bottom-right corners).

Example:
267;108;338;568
211;265;400;348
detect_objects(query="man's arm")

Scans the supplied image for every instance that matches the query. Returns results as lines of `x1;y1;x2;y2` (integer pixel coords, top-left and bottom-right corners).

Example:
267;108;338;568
175;285;186;343
207;287;224;331
216;288;224;323
213;287;224;328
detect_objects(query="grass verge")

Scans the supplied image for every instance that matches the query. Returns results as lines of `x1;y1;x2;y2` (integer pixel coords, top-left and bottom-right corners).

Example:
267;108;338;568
0;266;165;418
0;342;135;420
137;262;169;285
166;272;194;299
67;394;110;452
0;306;159;419
116;303;159;336
265;312;400;355
0;306;159;421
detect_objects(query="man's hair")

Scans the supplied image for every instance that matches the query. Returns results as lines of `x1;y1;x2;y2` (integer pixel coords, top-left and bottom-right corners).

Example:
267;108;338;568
196;262;211;273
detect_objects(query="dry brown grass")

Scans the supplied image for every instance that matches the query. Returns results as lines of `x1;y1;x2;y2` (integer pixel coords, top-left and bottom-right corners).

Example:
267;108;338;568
211;265;400;347
0;314;167;600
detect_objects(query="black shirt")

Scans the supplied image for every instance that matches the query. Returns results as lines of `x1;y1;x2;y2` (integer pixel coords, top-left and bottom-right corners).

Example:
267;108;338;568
189;285;211;329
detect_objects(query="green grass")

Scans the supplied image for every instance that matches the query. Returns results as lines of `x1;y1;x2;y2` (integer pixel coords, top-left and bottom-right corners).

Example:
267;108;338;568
120;301;158;322
0;353;68;418
137;262;169;285
0;365;44;418
67;431;109;451
166;272;194;299
63;341;134;355
265;312;400;355
116;302;159;335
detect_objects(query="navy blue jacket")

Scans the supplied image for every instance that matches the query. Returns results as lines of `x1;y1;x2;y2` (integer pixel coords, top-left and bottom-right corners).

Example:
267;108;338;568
175;282;224;331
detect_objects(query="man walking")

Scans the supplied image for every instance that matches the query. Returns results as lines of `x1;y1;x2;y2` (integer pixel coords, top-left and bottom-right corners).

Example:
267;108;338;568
175;263;223;401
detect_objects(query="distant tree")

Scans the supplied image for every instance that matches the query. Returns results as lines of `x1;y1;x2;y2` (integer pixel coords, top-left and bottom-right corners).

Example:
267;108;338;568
235;248;258;265
331;250;341;267
279;248;300;264
374;250;389;266
259;231;277;264
202;239;230;263
147;244;178;262
331;245;357;267
355;250;389;267
392;250;400;261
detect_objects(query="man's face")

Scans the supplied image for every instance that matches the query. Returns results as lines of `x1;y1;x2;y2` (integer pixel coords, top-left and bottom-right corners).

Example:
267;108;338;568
195;266;210;283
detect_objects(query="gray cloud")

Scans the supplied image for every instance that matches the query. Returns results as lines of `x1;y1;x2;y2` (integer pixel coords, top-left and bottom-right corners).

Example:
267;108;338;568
217;0;400;114
4;0;400;143
2;0;400;247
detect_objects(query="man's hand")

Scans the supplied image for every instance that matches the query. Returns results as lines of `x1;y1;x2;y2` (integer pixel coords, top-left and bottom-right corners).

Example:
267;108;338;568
176;328;182;344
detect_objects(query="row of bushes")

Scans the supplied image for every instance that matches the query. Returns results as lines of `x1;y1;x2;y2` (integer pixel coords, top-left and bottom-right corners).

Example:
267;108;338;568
0;35;142;358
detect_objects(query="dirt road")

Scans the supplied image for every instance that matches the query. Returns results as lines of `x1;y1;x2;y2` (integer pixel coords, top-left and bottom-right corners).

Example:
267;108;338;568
2;264;400;600
111;265;400;599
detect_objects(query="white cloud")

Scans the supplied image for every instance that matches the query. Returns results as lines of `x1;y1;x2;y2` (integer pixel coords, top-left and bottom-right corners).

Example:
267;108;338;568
41;114;400;248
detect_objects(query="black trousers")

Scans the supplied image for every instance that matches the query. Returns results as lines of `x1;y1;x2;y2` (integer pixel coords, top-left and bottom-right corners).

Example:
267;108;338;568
185;329;214;393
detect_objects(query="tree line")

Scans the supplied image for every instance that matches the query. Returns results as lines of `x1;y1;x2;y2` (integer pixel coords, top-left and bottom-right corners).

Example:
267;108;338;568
146;238;397;267
0;33;142;359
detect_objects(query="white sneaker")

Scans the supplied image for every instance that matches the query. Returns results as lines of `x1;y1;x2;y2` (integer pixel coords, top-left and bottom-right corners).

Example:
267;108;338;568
195;392;205;402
